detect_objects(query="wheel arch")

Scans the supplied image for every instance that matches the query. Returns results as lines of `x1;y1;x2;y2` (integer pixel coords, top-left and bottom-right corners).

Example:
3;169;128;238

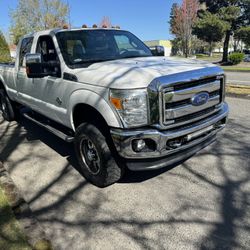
69;89;123;132
0;77;6;92
73;103;109;133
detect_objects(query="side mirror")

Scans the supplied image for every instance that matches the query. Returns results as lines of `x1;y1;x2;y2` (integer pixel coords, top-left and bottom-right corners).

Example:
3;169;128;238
25;54;60;78
150;46;165;56
25;53;48;78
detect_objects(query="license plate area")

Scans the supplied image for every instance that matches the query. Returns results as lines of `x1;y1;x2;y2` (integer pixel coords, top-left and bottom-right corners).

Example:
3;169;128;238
186;125;214;142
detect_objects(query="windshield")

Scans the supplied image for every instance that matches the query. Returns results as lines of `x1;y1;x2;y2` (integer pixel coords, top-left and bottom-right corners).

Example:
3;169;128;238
56;29;152;68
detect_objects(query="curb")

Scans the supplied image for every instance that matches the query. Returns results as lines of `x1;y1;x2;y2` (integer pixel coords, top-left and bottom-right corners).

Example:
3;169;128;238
0;162;53;250
226;84;250;99
223;70;250;73
227;83;250;89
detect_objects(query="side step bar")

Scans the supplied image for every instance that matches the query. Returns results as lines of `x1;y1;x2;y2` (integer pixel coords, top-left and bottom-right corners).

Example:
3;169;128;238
23;113;74;143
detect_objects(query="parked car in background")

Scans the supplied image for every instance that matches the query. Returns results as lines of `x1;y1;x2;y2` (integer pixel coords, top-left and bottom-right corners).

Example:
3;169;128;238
244;54;250;62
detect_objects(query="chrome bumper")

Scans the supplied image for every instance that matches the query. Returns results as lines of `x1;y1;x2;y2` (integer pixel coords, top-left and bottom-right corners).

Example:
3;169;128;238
111;102;228;170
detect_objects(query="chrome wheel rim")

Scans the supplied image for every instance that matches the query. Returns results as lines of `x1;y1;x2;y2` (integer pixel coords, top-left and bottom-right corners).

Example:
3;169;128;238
79;136;101;175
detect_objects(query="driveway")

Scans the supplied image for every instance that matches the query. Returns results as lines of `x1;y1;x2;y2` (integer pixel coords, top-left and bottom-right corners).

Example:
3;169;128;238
0;97;250;250
225;71;250;86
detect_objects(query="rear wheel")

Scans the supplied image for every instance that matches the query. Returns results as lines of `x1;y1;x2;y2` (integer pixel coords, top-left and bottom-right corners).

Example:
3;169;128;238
0;89;17;121
74;123;124;187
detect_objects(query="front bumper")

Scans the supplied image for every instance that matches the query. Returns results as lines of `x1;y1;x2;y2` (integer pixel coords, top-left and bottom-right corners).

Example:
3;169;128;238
111;102;229;171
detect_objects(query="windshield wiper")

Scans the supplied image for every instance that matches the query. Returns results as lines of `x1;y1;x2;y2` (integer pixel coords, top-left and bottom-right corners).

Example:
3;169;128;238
120;55;152;59
72;59;104;65
72;58;117;65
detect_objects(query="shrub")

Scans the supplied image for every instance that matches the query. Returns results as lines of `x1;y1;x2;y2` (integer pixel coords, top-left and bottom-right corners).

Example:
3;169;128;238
228;52;244;65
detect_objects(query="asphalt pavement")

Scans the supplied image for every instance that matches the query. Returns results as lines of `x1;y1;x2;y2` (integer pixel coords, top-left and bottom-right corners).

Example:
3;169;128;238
0;97;250;250
225;71;250;86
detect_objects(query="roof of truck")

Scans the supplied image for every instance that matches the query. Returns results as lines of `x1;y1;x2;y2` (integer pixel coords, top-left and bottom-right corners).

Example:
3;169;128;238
23;27;126;39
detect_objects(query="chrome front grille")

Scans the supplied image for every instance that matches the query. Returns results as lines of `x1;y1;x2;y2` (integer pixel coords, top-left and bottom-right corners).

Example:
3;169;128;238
162;76;223;129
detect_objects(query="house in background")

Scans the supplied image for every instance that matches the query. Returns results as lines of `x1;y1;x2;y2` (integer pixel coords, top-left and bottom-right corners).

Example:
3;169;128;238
9;44;17;59
144;40;172;56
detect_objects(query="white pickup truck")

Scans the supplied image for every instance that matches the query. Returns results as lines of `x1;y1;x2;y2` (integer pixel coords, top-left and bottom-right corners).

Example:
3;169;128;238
0;27;228;187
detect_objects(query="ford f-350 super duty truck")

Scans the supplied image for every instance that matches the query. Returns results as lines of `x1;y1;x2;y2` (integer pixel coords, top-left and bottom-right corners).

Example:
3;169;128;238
0;27;228;187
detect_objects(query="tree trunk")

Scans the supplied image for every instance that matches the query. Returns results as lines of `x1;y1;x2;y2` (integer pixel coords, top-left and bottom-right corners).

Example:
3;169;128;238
233;40;238;52
184;38;189;58
182;40;185;57
209;42;213;57
222;30;231;63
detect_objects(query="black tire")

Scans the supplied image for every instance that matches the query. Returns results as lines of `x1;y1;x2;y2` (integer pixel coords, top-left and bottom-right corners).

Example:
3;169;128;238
74;123;124;187
0;89;17;121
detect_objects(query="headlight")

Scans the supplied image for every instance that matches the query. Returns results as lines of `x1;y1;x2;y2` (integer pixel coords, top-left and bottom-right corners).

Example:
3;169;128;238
110;89;148;128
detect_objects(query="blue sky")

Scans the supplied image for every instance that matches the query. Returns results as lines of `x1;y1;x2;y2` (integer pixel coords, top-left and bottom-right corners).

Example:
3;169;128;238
0;0;180;41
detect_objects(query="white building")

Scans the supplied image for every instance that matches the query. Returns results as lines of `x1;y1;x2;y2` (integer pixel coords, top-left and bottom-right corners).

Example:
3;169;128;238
144;40;172;56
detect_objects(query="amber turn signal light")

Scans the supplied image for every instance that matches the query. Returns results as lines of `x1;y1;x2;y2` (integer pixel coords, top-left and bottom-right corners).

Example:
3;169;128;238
110;97;123;110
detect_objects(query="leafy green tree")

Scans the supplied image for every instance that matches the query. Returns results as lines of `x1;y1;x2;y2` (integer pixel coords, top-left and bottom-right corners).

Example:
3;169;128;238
235;26;250;48
199;0;250;62
191;36;209;54
193;11;229;56
170;38;182;56
10;0;70;45
0;31;11;63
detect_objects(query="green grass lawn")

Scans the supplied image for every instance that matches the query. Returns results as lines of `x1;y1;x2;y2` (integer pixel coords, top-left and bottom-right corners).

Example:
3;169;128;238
196;55;250;72
195;54;222;62
0;187;31;250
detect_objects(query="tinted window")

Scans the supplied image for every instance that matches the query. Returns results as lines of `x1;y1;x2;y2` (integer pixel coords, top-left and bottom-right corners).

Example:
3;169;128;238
114;35;136;50
36;35;61;78
56;30;152;68
36;35;59;62
19;37;33;67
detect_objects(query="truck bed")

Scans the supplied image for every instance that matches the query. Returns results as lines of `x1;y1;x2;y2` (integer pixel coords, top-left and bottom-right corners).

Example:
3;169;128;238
0;62;15;68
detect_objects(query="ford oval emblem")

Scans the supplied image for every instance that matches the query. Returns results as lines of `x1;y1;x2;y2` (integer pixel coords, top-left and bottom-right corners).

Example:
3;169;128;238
191;92;209;106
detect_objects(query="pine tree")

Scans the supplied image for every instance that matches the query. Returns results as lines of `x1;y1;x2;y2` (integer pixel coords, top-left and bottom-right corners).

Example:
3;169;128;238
199;0;250;62
193;12;229;56
235;26;250;48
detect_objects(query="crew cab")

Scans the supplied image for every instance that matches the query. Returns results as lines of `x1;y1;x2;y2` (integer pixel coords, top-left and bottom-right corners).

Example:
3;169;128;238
0;27;229;187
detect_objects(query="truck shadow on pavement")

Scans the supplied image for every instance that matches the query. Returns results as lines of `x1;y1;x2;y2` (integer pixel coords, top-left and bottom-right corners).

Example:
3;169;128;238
5;116;177;183
0;115;250;249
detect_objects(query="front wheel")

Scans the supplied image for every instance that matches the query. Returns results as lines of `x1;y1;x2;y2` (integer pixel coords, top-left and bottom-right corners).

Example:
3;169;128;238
74;123;124;187
0;89;17;121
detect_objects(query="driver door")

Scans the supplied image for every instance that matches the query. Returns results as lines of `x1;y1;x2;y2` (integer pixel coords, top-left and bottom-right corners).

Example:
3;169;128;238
32;35;63;122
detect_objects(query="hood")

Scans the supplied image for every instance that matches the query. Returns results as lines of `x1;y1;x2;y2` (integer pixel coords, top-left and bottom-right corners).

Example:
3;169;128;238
74;56;221;89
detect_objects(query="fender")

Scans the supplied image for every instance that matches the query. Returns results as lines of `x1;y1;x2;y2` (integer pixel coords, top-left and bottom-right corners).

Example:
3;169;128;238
68;89;123;131
0;74;17;101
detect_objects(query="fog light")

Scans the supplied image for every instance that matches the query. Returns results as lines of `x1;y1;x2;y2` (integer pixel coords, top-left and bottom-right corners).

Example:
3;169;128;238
132;139;146;152
166;138;184;149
